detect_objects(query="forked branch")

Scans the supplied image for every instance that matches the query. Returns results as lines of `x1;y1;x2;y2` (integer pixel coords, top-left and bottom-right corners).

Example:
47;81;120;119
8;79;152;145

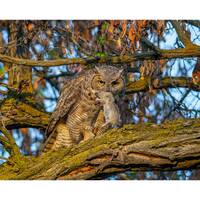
0;124;21;158
171;20;198;48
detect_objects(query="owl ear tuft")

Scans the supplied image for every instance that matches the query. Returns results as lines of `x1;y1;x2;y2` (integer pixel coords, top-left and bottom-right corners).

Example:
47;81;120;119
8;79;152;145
118;68;124;76
95;66;101;73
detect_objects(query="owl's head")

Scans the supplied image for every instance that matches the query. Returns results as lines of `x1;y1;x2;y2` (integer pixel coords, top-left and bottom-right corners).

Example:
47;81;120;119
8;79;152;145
91;65;125;94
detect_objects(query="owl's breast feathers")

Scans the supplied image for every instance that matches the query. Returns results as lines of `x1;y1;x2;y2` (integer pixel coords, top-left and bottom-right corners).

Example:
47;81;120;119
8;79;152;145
42;75;102;152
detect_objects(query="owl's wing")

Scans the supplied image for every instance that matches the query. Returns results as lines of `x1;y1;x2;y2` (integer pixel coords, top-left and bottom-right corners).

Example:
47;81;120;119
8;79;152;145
45;74;85;139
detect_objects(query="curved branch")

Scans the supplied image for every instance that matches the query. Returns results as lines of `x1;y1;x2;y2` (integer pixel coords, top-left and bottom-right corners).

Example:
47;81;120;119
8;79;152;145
0;47;200;67
171;20;195;47
0;98;49;129
0;125;21;157
0;118;200;180
126;76;200;93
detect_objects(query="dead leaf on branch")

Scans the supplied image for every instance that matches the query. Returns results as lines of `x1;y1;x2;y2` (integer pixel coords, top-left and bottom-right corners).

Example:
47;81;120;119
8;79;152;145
120;20;127;38
128;25;136;44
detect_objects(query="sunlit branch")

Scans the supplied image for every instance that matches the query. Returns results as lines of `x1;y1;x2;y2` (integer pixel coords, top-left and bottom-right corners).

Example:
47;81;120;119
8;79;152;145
126;77;199;93
1;118;200;180
0;124;21;157
0;47;200;67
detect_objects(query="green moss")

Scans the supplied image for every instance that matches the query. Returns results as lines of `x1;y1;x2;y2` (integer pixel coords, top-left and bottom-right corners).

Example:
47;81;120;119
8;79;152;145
1;118;200;180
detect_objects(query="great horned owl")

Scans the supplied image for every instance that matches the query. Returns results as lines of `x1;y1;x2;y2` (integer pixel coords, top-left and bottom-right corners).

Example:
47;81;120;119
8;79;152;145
42;66;125;152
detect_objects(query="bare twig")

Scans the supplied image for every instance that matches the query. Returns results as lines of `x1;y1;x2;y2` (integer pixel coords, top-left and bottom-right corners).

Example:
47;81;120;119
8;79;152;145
161;89;191;123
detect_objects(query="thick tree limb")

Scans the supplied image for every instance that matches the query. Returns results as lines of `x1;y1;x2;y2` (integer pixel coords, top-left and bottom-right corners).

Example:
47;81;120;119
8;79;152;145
0;118;200;180
0;98;49;129
0;46;200;67
126;76;200;93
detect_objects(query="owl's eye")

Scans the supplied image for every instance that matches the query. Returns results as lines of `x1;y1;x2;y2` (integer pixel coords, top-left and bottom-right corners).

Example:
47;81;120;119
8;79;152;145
99;80;105;85
111;80;119;86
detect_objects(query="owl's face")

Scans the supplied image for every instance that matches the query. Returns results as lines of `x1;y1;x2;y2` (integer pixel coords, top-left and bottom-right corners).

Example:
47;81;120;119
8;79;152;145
91;66;125;95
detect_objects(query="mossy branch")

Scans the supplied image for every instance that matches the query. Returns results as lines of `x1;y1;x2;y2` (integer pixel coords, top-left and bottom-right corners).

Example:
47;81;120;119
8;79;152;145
126;76;200;93
0;118;200;180
0;46;200;67
0;124;21;158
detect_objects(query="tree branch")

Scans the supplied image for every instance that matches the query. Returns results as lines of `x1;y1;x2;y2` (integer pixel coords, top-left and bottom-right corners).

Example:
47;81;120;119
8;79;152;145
140;36;161;53
0;118;200;180
126;76;200;93
171;20;197;48
0;98;49;129
0;46;200;67
0;125;21;158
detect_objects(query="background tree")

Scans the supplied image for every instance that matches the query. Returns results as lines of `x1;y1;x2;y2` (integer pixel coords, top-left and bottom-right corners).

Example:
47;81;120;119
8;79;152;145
0;20;200;180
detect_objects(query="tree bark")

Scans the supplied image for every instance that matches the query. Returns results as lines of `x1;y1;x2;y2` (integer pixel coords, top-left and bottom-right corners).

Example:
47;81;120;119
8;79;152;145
0;118;200;180
0;46;200;67
8;21;33;94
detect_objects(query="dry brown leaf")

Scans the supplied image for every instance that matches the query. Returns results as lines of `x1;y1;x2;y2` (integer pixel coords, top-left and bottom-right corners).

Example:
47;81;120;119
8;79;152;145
108;20;114;34
33;77;46;90
116;38;122;49
43;39;49;46
157;20;165;36
61;47;66;54
114;20;120;26
159;59;166;66
120;20;127;38
21;128;28;135
128;25;136;44
93;20;100;26
33;77;40;90
46;29;52;37
27;23;34;31
83;29;90;41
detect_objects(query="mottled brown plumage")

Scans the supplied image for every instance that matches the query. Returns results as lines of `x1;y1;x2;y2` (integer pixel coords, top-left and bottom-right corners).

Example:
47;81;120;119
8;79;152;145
41;66;125;153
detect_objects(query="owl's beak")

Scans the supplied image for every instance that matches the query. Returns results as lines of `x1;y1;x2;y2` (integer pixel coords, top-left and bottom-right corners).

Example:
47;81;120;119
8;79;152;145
94;92;102;101
106;85;112;92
